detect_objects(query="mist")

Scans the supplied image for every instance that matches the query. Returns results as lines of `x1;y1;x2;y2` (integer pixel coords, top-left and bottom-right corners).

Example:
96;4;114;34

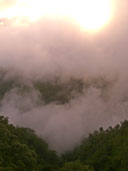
0;0;128;153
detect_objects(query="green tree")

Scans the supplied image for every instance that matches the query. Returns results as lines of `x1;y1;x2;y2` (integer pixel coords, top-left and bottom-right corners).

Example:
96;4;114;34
60;160;94;171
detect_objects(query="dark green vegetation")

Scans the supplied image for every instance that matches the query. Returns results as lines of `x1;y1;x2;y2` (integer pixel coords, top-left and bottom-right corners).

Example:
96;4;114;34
34;78;84;104
0;115;92;170
0;68;113;105
1;115;128;170
0;116;59;171
62;121;128;171
0;69;85;104
0;69;126;171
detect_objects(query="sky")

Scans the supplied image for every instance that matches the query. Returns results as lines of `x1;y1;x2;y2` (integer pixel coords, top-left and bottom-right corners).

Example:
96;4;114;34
0;0;115;30
0;0;128;153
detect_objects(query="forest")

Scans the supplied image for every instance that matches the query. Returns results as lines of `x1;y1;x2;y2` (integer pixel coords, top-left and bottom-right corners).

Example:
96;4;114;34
0;70;127;171
0;0;127;169
1;115;128;171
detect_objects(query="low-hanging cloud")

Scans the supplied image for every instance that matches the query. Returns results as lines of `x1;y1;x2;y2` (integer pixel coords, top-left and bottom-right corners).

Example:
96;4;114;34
0;0;128;153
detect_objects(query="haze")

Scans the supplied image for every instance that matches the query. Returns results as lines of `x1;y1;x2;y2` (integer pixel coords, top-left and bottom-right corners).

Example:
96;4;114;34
0;0;128;153
0;0;114;31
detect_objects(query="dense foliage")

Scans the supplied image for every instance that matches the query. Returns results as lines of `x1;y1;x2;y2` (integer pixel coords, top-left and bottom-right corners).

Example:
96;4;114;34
34;78;84;104
62;121;128;171
0;69;84;104
0;69;113;105
0;115;93;171
0;69;126;171
0;115;59;170
2;115;128;170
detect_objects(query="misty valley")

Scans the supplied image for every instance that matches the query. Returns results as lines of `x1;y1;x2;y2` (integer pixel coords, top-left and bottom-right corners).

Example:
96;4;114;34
0;1;128;169
0;68;128;170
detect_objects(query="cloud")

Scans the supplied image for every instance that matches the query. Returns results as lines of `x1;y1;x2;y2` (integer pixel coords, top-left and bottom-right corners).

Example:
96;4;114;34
0;0;16;10
0;0;128;153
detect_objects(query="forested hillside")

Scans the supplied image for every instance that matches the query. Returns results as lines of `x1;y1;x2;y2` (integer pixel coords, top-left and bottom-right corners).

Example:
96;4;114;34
0;69;128;171
62;121;128;171
0;115;93;171
1;115;128;170
0;69;113;105
0;115;59;171
0;0;127;170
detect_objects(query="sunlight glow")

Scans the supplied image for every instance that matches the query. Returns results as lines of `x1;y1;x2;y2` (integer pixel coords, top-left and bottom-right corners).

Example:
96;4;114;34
0;0;113;31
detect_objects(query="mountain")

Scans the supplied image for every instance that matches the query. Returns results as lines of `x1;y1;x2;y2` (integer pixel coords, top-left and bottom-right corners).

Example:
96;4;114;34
62;120;128;171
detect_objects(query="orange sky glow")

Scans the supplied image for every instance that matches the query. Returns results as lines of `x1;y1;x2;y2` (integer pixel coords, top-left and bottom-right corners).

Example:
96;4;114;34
0;0;115;32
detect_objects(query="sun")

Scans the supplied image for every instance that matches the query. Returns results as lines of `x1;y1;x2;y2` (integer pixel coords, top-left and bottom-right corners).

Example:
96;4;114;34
0;0;113;31
71;0;113;31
